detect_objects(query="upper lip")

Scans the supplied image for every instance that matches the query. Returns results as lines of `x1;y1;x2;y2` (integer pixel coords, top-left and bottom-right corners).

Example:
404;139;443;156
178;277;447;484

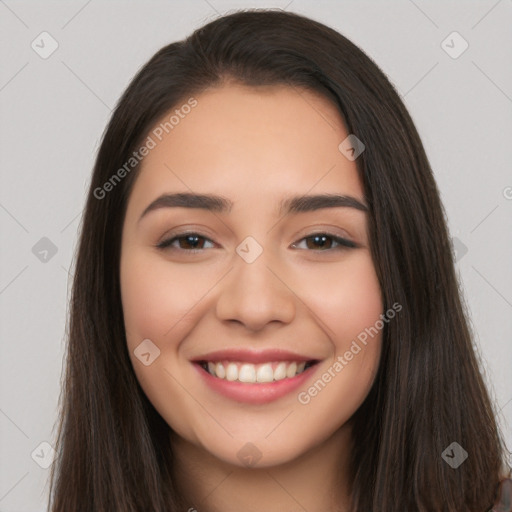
191;348;318;364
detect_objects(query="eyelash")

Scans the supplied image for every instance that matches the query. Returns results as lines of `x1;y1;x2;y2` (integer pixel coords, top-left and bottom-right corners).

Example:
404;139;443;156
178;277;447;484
155;231;357;253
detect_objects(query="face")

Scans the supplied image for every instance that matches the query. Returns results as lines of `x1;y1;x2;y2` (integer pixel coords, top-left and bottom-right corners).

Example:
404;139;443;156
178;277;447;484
120;83;383;468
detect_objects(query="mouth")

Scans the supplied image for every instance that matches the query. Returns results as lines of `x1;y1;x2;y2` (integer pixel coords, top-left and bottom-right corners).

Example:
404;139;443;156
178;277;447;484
196;359;319;383
191;353;321;404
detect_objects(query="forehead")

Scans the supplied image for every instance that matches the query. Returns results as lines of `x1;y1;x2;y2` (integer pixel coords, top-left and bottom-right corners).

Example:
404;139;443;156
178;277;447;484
127;83;364;215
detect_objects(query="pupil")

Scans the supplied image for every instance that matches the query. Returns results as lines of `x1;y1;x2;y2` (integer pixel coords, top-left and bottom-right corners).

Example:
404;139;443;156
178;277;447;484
185;235;200;248
310;235;330;250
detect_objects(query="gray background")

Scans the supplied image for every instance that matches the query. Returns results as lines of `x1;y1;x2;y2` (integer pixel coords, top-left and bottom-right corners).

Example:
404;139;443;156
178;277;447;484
1;1;511;510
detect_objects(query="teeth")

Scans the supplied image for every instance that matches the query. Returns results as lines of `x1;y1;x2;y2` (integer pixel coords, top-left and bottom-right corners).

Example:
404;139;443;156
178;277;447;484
226;363;238;381
286;362;297;378
215;363;226;379
203;360;311;383
274;362;287;381
256;364;274;383
239;364;256;382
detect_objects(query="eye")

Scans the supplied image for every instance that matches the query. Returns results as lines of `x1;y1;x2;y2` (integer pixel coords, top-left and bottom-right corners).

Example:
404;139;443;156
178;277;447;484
156;233;215;252
156;231;357;253
291;232;357;251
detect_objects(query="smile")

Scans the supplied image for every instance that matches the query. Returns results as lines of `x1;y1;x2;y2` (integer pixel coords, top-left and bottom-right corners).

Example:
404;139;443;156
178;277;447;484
191;348;321;404
199;360;316;383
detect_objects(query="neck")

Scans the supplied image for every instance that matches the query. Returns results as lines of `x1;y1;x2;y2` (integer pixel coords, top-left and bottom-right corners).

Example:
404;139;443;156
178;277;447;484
170;422;353;512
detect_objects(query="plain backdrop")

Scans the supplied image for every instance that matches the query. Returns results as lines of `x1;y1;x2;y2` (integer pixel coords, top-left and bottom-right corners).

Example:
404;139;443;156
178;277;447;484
1;1;511;510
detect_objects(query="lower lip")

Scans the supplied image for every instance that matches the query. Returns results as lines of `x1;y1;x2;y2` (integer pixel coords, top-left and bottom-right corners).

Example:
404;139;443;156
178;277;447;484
193;362;319;404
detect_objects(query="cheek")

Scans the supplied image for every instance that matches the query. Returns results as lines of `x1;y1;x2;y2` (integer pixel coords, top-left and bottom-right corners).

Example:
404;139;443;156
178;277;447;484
299;252;383;348
120;249;216;427
298;253;383;410
120;250;217;345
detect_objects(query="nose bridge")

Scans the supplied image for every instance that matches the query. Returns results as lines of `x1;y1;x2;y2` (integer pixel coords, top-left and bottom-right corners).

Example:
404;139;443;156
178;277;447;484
215;237;296;330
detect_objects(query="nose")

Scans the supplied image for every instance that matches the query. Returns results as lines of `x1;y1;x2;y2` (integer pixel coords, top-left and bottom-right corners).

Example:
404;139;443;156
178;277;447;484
215;248;296;332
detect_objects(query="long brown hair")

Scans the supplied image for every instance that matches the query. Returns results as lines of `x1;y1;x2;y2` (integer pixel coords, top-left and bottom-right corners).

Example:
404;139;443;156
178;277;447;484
48;9;510;511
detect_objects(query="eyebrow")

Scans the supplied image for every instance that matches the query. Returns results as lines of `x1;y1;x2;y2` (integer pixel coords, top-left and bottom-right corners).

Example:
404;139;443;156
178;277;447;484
138;192;368;222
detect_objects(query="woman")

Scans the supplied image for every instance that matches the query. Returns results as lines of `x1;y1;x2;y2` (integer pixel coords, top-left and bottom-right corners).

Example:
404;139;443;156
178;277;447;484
48;9;511;511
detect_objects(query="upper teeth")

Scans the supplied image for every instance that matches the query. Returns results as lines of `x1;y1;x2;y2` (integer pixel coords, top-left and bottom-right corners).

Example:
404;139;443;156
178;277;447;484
205;361;308;383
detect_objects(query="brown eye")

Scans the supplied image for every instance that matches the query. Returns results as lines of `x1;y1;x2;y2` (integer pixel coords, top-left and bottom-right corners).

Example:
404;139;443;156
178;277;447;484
156;232;357;253
292;233;356;251
157;233;215;251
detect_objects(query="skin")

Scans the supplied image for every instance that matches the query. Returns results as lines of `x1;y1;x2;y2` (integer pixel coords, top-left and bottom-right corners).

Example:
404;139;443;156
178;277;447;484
120;83;384;511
